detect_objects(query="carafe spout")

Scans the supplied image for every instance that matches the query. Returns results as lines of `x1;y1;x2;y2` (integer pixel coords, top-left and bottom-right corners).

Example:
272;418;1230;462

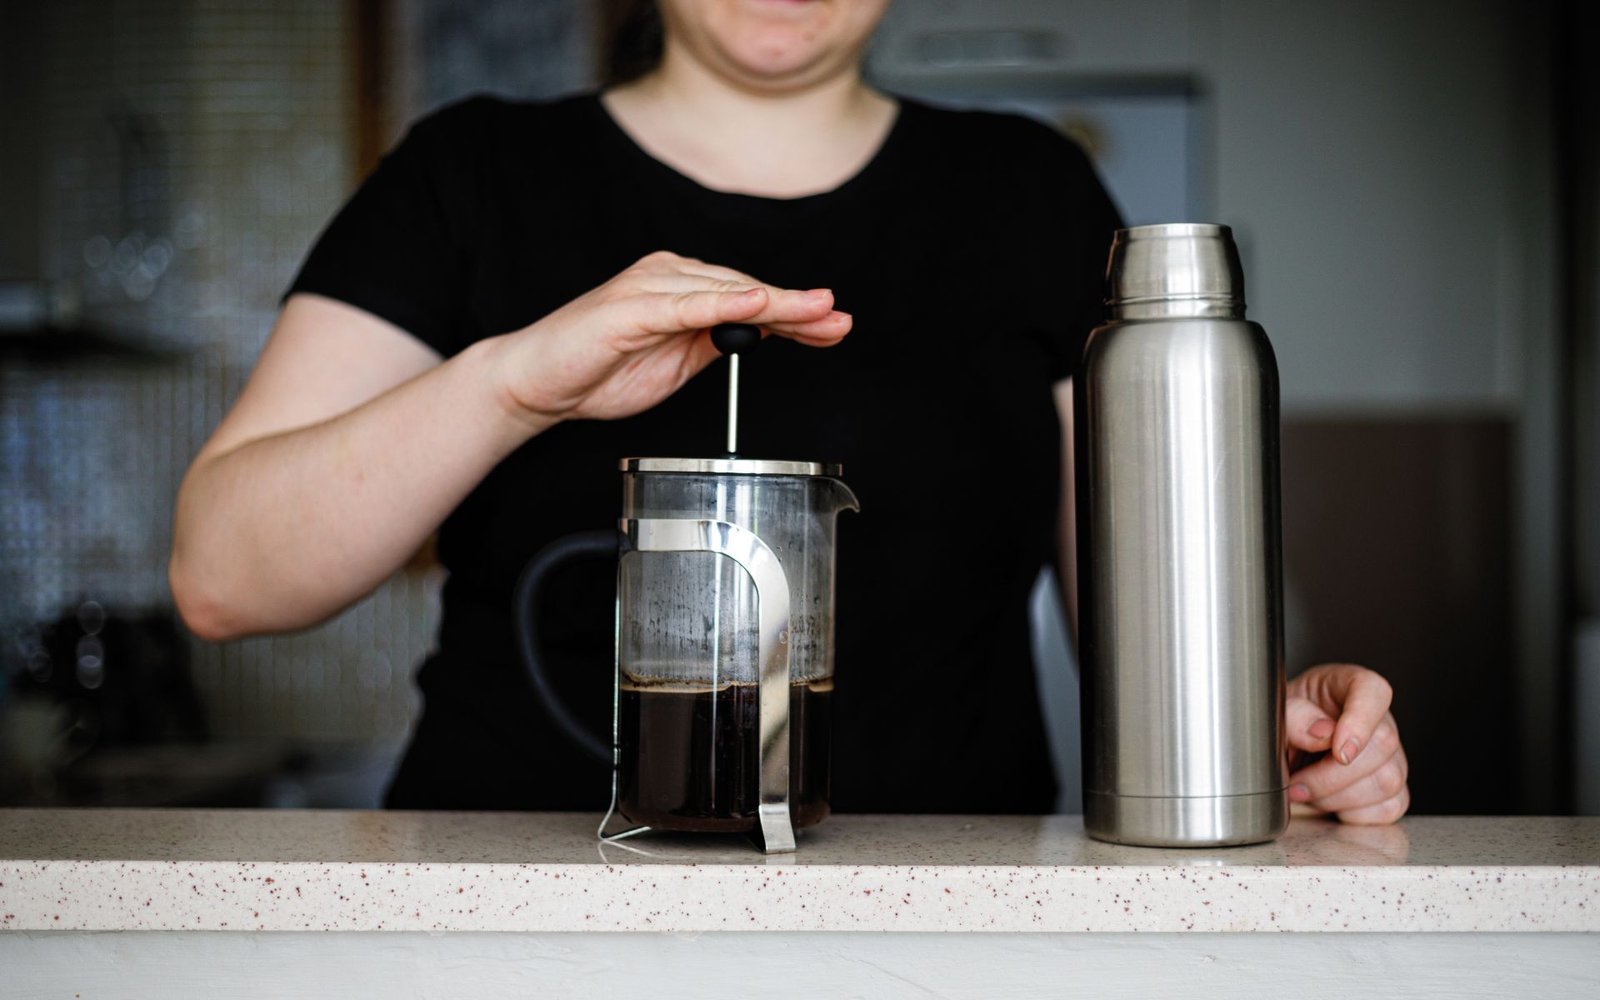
820;477;861;516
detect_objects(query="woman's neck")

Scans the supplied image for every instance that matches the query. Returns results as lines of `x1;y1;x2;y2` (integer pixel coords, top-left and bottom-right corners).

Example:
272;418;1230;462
601;45;898;199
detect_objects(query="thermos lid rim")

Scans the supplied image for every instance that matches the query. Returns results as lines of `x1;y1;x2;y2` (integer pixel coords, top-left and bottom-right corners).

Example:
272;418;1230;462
622;457;843;477
1118;222;1232;239
1106;291;1246;306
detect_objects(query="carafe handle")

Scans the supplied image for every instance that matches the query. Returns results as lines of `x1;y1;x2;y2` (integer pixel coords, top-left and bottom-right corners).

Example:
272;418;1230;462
512;530;619;764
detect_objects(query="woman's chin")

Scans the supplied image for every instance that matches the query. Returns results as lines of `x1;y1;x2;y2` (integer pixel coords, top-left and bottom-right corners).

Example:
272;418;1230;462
714;25;854;86
723;48;831;85
663;0;885;89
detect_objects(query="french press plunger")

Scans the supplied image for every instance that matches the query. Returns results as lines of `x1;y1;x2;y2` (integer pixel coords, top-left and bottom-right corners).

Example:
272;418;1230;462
516;325;858;853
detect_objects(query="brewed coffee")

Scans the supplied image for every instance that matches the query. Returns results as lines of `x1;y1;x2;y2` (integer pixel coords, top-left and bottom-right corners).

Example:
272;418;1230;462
617;678;831;832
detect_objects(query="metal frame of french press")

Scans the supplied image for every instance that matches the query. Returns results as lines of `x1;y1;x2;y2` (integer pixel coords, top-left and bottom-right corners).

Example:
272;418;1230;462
597;469;803;854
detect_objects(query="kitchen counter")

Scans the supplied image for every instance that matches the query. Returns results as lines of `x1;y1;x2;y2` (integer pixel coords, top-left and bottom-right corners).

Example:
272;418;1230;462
2;809;1597;933
4;810;1598;998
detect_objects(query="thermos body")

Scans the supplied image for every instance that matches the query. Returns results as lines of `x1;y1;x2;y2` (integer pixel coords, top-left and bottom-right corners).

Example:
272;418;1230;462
1075;224;1289;847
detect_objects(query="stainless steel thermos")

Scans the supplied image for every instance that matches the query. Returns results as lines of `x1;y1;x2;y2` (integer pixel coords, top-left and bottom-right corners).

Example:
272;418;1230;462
1075;223;1289;847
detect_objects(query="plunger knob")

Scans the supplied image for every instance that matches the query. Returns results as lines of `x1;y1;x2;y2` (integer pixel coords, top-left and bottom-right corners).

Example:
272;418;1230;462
710;323;762;356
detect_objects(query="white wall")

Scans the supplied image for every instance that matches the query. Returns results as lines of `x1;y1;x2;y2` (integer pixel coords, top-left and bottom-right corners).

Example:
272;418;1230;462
1193;7;1558;813
876;0;1551;415
1196;0;1540;415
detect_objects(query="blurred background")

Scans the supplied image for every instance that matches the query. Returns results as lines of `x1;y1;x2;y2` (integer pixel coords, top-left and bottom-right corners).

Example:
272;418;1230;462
1;0;1595;816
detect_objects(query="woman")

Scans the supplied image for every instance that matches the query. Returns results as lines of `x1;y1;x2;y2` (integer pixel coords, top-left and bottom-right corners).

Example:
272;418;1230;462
170;0;1409;823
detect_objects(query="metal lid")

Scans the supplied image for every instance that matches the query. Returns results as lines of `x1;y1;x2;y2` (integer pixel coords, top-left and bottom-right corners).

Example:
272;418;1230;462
1106;223;1245;313
621;457;844;477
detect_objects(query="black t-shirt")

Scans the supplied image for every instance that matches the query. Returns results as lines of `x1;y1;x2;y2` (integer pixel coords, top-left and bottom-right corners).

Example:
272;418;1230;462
288;92;1122;814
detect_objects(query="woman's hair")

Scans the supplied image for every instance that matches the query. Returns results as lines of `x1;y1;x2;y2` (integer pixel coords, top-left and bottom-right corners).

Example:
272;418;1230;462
601;0;665;87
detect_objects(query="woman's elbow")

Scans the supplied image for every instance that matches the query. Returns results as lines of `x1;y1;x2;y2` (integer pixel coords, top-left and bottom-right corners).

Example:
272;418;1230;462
169;465;254;642
168;548;250;643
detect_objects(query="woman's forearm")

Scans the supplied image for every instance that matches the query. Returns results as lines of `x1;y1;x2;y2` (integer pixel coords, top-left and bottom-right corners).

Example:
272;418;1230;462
170;335;546;640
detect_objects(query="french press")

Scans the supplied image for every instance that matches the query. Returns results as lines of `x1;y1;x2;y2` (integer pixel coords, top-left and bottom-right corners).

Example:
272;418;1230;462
515;326;858;853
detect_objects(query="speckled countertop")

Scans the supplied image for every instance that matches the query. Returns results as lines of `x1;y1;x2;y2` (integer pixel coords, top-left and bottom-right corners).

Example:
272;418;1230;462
1;811;1595;933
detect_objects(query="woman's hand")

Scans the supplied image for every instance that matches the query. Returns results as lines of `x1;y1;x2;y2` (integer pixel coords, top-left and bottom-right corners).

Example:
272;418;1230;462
1284;663;1410;824
170;252;847;639
487;250;851;426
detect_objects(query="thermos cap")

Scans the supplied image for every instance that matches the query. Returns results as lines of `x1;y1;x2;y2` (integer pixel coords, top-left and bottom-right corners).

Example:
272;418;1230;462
1106;223;1246;316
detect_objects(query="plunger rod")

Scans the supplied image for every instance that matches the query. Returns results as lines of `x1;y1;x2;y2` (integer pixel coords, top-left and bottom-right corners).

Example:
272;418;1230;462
726;352;741;455
710;323;760;458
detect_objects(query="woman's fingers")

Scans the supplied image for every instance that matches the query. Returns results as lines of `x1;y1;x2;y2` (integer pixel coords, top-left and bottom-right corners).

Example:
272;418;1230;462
639;268;763;294
660;254;766;286
639;272;833;312
1318;763;1409;816
627;286;767;336
1336;785;1411;826
763;311;853;346
1330;672;1393;766
1284;663;1409;824
1285;694;1337;754
654;285;835;334
620;252;844;341
1303;745;1408;813
630;286;837;338
753;287;838;326
1289;714;1405;807
1294;663;1395;765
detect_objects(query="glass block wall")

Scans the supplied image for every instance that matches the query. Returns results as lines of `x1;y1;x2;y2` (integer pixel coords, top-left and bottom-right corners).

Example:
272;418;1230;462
2;0;435;754
2;0;601;804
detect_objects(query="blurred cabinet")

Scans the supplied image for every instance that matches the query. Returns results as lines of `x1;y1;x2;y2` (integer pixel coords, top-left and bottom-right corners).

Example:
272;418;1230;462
871;0;1196;77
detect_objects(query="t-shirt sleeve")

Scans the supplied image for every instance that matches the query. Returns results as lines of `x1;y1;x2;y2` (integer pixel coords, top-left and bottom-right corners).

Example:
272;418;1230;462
1046;138;1124;382
285;98;491;357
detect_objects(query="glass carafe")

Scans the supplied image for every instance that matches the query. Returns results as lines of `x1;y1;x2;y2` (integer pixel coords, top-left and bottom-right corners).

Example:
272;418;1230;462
516;457;858;853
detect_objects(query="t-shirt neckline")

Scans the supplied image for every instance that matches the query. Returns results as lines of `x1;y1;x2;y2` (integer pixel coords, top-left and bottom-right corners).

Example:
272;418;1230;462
584;91;912;211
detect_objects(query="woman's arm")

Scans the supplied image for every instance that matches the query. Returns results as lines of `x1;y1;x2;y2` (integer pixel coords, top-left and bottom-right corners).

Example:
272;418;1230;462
170;252;848;641
170;294;522;641
1053;378;1078;642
